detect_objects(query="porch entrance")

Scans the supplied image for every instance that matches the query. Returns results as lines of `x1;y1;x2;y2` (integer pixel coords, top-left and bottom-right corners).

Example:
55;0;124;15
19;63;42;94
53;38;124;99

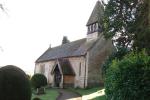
54;65;62;87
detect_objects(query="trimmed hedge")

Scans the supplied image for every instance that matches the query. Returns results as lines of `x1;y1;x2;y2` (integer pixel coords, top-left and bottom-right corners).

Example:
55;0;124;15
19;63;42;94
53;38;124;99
0;65;31;100
105;51;150;100
31;73;47;89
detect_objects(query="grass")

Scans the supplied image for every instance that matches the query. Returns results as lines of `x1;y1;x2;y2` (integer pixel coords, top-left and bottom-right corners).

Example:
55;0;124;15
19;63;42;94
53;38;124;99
32;88;59;100
68;87;106;100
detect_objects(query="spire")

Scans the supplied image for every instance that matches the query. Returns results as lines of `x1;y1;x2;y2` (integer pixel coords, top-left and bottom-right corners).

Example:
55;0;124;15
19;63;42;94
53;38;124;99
86;1;104;26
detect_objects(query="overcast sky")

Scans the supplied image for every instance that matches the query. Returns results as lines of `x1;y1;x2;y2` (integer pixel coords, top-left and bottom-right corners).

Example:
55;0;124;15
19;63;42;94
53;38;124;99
0;0;107;74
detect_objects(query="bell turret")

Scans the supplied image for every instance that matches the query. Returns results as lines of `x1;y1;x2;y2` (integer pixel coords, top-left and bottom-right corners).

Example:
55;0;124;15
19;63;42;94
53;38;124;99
86;1;104;41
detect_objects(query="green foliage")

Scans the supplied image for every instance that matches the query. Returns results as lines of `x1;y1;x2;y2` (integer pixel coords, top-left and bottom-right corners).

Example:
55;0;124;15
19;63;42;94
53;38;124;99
102;47;128;75
103;0;139;49
105;51;150;100
32;88;59;100
0;65;31;100
31;73;47;89
132;0;150;54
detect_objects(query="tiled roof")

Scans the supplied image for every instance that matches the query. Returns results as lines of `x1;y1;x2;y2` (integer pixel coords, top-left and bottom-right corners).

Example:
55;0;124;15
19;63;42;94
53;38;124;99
36;38;96;63
86;1;104;26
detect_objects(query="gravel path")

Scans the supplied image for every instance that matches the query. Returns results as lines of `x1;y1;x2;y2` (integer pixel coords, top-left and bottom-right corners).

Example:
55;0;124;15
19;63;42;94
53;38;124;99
56;89;82;100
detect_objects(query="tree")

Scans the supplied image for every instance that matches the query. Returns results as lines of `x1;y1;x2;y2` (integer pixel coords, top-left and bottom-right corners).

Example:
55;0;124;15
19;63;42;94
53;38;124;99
62;36;70;44
31;74;47;89
102;47;128;75
0;65;31;100
132;0;150;54
103;0;140;49
31;74;47;94
105;50;150;100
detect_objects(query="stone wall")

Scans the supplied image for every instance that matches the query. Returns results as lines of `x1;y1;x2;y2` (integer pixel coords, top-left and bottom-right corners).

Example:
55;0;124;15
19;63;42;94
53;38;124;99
35;56;87;88
87;35;115;87
69;56;86;88
87;31;99;41
35;60;55;85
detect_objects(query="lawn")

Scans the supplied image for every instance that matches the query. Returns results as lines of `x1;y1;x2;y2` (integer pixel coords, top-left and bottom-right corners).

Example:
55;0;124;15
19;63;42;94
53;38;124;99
32;88;59;100
68;87;106;100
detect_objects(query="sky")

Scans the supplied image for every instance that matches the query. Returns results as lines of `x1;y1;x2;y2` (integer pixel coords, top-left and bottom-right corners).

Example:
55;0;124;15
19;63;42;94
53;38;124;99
0;0;107;74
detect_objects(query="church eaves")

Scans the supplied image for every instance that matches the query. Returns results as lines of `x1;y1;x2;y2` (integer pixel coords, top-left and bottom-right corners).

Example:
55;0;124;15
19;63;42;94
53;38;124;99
86;1;104;26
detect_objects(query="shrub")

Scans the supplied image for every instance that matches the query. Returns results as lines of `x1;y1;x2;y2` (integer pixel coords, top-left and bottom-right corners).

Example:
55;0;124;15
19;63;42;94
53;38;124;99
31;73;47;89
0;65;31;100
105;51;150;100
102;47;128;75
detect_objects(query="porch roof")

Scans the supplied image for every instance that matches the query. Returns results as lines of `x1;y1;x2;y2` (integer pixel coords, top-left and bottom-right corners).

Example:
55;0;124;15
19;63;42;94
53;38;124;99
51;59;75;76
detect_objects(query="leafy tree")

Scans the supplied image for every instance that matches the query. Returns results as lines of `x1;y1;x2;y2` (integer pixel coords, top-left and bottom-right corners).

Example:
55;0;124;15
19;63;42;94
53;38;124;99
62;36;70;44
103;0;140;49
132;0;150;54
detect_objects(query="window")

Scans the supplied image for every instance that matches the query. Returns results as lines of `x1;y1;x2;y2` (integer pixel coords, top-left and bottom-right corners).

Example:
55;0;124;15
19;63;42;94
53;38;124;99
40;64;45;74
94;24;96;31
88;26;90;32
79;63;81;76
91;25;93;32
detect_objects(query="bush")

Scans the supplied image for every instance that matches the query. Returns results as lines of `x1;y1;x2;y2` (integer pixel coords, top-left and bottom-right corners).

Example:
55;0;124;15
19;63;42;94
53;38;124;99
31;73;47;89
0;65;31;100
105;51;150;100
102;47;128;75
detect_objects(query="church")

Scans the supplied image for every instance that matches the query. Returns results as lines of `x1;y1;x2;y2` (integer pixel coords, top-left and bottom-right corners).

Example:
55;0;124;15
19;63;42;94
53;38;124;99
34;1;114;88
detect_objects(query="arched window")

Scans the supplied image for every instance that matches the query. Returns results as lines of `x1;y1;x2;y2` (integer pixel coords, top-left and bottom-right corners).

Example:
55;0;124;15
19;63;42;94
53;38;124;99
88;26;90;32
40;64;45;74
91;25;93;32
96;23;98;30
94;24;96;31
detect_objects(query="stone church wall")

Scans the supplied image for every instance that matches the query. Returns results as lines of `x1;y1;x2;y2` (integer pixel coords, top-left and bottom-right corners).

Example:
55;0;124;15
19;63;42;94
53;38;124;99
35;60;55;85
35;57;87;88
68;56;86;88
87;35;114;87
